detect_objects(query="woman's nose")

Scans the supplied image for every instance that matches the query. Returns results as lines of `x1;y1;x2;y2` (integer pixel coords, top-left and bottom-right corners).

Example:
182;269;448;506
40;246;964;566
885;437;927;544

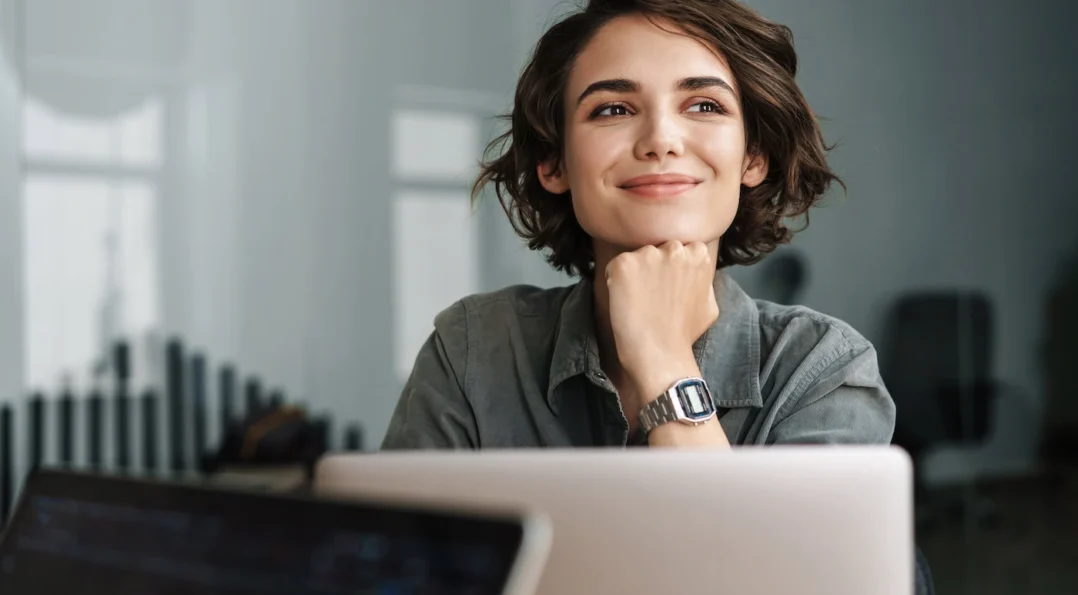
633;113;685;162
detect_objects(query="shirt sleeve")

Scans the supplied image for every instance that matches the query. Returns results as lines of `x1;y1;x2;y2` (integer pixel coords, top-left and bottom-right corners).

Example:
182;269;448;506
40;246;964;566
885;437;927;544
381;301;479;450
767;336;896;445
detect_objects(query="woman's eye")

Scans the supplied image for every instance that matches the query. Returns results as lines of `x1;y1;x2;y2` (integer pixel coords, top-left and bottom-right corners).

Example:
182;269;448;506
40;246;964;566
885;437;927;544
591;104;630;118
686;100;725;114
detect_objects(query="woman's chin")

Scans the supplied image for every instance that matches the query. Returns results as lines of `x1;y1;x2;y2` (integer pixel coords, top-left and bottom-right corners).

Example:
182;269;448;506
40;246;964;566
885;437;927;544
587;220;729;255
609;217;730;248
618;231;719;249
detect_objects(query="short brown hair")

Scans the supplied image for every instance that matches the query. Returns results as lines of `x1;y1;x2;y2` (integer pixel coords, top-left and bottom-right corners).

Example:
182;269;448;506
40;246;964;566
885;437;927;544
473;0;842;278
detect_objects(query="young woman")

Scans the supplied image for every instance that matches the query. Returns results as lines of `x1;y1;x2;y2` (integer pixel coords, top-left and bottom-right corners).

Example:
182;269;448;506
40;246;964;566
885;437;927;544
382;0;896;451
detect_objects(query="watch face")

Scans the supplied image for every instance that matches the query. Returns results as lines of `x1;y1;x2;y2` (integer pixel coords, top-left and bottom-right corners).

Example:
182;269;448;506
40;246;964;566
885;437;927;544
676;379;715;420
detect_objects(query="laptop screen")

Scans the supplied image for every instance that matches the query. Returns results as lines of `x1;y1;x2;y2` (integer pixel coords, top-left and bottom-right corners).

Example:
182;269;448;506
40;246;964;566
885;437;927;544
0;469;526;595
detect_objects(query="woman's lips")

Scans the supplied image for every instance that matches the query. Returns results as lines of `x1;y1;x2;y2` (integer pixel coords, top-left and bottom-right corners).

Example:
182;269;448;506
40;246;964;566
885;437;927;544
621;182;699;198
618;173;702;198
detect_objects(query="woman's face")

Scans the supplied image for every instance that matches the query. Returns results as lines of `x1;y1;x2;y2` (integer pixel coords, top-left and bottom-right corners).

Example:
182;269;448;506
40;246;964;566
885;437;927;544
539;14;767;261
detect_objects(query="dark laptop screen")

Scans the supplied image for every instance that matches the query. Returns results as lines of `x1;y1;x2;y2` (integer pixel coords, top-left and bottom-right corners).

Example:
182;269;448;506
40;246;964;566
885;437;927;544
0;469;525;595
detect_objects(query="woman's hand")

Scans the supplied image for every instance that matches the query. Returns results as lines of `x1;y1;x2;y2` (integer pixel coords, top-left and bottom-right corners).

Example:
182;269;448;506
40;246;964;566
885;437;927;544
604;240;718;401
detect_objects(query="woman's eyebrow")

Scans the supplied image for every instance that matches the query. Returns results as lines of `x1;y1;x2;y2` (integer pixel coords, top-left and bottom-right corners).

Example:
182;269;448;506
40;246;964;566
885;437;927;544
677;76;736;96
576;78;637;106
575;75;736;106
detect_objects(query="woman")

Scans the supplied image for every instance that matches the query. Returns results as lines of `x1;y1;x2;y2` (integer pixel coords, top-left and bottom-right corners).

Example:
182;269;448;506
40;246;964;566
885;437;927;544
382;0;895;451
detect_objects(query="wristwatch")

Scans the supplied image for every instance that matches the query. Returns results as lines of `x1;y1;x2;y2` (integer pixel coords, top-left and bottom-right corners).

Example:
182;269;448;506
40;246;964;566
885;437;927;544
638;377;717;434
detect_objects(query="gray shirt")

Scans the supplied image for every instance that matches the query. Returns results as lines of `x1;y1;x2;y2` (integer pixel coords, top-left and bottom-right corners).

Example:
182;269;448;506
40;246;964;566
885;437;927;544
382;271;895;449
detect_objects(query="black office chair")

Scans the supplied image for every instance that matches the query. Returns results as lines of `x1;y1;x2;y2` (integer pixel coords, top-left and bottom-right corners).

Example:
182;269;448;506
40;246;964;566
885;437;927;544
1041;249;1078;463
882;291;1004;528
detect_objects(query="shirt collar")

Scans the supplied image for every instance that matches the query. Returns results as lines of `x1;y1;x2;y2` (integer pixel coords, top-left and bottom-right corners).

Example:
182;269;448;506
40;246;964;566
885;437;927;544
546;270;763;413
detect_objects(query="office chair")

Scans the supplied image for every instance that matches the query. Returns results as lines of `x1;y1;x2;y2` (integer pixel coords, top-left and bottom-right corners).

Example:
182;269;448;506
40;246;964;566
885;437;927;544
1041;250;1078;464
882;291;1003;528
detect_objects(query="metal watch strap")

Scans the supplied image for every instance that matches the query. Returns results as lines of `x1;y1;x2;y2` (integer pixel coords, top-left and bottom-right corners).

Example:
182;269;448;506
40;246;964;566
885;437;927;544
638;390;679;434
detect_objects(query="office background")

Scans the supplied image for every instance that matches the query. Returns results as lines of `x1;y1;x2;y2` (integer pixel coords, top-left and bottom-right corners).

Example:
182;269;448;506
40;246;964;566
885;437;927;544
0;1;1076;592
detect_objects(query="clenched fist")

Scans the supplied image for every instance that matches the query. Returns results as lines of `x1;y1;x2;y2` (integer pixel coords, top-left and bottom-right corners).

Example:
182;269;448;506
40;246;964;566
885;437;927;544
604;241;719;398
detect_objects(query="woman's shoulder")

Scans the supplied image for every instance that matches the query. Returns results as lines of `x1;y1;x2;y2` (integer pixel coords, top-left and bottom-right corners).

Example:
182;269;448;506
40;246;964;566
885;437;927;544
431;283;580;336
740;299;894;446
424;283;584;410
752;298;874;355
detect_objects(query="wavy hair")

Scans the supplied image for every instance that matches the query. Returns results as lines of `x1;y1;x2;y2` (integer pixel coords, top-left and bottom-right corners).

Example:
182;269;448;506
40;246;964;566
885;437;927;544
474;0;843;278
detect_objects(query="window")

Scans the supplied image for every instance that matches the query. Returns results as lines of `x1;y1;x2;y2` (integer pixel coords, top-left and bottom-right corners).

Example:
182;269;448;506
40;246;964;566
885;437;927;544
390;102;488;382
21;95;163;391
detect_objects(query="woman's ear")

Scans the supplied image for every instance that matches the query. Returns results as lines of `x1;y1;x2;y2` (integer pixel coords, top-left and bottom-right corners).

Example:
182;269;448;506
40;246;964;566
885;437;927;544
741;150;769;188
537;159;570;194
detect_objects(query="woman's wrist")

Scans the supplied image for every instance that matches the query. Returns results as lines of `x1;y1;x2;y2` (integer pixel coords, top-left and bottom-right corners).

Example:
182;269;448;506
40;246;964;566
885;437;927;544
626;350;702;405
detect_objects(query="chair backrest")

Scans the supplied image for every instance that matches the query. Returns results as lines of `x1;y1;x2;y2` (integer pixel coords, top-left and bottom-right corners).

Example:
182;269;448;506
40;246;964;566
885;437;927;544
1043;250;1078;438
883;291;996;449
881;291;993;403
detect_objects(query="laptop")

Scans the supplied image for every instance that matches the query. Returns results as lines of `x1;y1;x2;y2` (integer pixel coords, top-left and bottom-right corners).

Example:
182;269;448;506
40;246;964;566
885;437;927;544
0;468;551;595
316;447;913;595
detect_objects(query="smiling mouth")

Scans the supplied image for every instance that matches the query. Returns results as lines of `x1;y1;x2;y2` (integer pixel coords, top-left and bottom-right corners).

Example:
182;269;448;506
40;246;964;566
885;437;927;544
618;174;702;198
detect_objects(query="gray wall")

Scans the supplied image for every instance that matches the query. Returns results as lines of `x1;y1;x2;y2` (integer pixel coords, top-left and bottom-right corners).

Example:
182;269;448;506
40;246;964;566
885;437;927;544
0;0;23;485
1;0;1075;483
0;0;21;404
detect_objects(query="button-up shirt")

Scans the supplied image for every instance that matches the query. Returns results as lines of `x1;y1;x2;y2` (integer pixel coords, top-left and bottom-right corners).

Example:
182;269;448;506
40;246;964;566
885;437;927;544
382;271;895;449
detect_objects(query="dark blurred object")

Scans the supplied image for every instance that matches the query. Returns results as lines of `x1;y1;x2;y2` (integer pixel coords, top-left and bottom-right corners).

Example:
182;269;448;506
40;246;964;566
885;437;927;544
219;364;237;435
28;393;45;472
886;292;995;455
191;353;208;470
245;377;264;417
1;405;12;525
759;249;808;305
166;338;187;475
58;384;74;467
203;404;328;473
268;389;285;408
344;423;364;451
87;389;104;470
2;333;367;499
883;291;1023;529
1041;248;1078;464
113;340;131;473
112;340;130;382
202;404;328;492
313;415;333;451
141;389;159;474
